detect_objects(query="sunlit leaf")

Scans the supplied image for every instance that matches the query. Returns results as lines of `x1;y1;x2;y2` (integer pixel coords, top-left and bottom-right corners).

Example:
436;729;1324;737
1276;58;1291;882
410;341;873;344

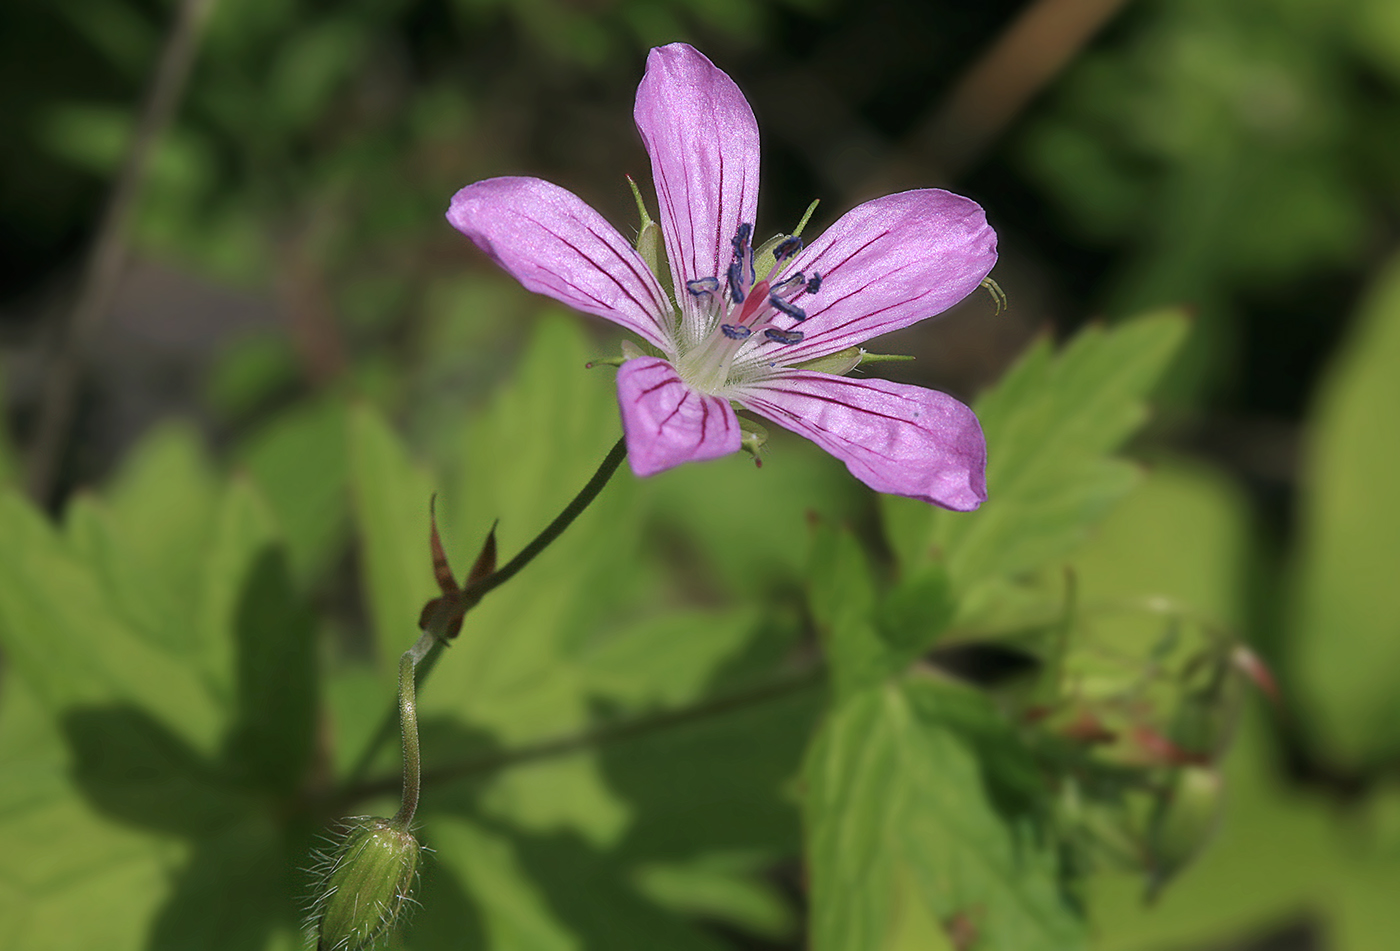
347;400;437;673
237;397;350;587
883;310;1189;618
805;682;1085;951
0;486;225;755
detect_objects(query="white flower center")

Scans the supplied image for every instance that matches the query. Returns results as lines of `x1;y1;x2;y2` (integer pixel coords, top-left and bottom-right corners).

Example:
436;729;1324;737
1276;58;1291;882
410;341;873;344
672;223;820;395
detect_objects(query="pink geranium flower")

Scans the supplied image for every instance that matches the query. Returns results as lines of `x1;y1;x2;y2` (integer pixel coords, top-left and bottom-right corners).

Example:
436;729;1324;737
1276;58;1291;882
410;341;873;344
448;43;997;509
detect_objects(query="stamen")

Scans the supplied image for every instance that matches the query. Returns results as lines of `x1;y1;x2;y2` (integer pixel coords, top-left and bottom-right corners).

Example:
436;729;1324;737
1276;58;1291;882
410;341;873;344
728;223;756;299
727;261;747;303
764;328;805;345
731;223;753;256
687;277;719;296
721;324;752;340
770;272;805;295
805;272;822;294
773;235;803;260
769;295;808;322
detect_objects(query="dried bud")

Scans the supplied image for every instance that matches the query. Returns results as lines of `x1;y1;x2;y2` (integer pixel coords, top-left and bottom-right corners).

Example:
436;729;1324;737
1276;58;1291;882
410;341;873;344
310;817;420;951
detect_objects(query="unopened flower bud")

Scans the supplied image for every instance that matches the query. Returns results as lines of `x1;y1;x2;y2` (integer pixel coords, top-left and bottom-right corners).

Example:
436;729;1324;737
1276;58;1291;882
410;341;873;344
311;817;420;951
1145;766;1224;900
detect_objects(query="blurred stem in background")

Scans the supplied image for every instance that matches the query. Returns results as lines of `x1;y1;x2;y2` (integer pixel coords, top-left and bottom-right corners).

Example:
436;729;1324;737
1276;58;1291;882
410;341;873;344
25;0;218;507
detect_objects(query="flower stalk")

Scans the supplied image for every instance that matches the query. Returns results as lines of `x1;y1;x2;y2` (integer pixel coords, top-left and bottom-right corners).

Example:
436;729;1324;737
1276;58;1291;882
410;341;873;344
341;435;628;791
391;650;422;830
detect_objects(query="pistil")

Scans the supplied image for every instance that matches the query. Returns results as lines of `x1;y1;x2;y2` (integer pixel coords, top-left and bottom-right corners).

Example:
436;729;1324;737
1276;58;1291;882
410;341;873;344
674;221;820;394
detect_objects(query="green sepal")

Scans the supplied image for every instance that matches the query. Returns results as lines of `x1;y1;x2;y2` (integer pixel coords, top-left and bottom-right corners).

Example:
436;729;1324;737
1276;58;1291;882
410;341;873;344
791;347;915;376
790;198;821;238
793;347;865;376
586;340;659;370
981;276;1007;314
739;417;769;463
627;174;670;293
753;199;822;281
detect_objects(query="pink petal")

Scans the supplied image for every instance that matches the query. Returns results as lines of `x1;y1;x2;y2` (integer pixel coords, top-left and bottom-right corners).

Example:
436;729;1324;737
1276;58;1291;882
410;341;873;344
768;189;997;364
735;370;987;509
616;357;742;477
448;176;675;352
634;44;760;311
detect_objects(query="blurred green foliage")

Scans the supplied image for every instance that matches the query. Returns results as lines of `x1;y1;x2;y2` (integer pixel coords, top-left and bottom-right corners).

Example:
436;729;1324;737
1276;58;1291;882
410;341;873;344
3;0;1400;949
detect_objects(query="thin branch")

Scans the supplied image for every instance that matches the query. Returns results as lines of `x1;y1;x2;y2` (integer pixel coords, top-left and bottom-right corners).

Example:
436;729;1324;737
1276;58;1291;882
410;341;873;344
921;0;1133;178
851;0;1133;197
338;665;824;809
26;0;220;505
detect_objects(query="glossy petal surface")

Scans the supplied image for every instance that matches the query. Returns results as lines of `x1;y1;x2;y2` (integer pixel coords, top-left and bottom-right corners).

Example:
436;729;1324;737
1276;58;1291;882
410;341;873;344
736;371;987;510
617;357;742;476
448;176;675;352
634;44;760;316
770;189;997;364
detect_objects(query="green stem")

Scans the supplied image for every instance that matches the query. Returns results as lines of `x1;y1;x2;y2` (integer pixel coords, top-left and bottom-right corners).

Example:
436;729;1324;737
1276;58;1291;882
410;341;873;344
341;435;628;790
467;435;628;600
390;651;421;830
341;664;824;809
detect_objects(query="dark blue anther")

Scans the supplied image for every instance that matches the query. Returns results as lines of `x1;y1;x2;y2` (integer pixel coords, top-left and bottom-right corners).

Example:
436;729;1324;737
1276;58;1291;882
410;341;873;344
771;272;805;293
764;328;805;345
769;295;808;322
773;235;803;260
687;277;719;296
731;223;753;257
721;323;752;340
805;272;823;294
726;261;747;303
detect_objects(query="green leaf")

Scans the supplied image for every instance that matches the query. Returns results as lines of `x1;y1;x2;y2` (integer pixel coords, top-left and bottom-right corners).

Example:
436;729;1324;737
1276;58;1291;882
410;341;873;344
645;431;861;598
633;854;797;942
420;817;594;951
192;477;283;715
0;486;226;755
63;422;221;658
806;522;887;699
805;683;1085;951
572;607;763;712
883;310;1189;615
347;400;436;673
237;397;350;587
1290;252;1400;768
222;548;318;793
0;678;179;951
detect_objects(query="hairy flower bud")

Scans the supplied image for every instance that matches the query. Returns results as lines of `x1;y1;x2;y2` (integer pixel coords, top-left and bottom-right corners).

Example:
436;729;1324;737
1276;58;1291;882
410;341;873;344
310;817;420;951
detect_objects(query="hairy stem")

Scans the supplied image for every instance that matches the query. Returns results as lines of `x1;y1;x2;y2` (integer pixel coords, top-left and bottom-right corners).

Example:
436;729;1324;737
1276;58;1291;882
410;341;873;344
390;651;421;830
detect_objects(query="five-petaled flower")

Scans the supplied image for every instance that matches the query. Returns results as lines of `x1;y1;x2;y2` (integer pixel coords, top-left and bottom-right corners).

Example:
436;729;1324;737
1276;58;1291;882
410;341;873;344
448;43;997;509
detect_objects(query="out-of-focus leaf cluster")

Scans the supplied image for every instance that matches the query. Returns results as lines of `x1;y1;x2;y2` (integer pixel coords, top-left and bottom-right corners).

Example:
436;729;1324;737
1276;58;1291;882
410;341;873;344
3;0;1400;948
